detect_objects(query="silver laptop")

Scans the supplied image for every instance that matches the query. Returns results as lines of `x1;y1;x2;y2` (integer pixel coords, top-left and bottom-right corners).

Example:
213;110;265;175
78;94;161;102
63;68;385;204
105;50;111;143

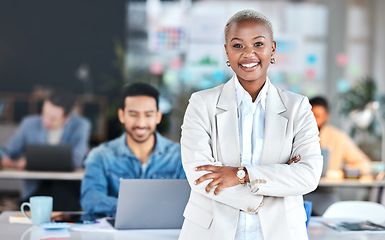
113;179;190;230
321;148;329;177
25;144;74;172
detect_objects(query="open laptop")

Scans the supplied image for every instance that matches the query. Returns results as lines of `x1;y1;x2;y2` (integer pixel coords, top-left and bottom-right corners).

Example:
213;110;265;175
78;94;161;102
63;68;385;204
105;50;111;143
113;179;190;230
321;148;330;177
25;144;74;172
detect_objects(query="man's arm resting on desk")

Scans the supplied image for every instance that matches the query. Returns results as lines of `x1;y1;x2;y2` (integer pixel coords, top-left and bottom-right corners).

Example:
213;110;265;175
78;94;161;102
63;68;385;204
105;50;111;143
80;149;118;215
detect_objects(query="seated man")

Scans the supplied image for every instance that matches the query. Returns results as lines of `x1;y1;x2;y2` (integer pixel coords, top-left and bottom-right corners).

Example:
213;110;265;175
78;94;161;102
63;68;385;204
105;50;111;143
1;90;91;210
304;96;373;215
80;83;185;215
310;96;372;178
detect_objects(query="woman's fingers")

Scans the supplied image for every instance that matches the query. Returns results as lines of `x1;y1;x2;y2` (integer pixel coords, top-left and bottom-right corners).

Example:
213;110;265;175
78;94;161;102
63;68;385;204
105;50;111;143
194;172;216;185
286;154;300;165
194;165;239;194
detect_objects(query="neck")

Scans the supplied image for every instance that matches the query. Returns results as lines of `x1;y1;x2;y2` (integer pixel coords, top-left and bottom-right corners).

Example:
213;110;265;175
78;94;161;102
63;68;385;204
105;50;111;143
239;78;266;102
126;134;156;164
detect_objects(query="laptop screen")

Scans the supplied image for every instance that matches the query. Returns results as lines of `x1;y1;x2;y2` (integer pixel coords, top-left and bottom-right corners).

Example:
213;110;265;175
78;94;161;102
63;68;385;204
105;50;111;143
25;144;74;172
114;179;190;230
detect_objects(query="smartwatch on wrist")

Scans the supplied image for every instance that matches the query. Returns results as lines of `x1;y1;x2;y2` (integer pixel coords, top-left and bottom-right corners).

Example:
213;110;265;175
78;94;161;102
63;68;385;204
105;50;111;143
237;167;246;185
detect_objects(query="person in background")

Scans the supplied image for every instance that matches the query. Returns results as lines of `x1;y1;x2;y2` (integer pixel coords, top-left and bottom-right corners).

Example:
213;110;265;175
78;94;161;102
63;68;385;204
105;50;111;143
303;96;373;216
309;96;373;179
80;83;186;216
1;90;91;210
179;10;322;240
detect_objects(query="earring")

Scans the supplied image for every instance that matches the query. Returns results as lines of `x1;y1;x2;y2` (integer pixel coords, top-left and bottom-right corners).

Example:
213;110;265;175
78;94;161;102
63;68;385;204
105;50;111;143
226;59;231;67
270;57;276;64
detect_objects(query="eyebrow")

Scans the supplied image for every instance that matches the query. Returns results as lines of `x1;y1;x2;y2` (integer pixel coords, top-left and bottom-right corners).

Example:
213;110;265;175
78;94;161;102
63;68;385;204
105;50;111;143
230;36;266;42
127;110;156;114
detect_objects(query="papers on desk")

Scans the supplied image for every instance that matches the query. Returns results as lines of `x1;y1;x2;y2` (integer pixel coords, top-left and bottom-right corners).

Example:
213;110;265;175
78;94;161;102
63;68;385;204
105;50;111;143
323;220;385;232
69;217;116;232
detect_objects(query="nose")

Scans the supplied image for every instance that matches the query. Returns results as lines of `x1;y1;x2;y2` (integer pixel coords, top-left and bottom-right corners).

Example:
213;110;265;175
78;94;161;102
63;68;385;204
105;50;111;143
243;46;256;57
135;115;147;127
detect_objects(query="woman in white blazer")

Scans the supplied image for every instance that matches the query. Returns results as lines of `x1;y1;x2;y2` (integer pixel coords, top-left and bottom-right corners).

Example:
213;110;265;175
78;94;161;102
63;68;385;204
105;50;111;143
179;9;323;240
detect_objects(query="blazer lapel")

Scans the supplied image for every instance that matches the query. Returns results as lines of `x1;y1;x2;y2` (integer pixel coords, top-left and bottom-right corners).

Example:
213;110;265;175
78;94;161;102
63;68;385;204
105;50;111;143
260;79;288;165
216;77;241;167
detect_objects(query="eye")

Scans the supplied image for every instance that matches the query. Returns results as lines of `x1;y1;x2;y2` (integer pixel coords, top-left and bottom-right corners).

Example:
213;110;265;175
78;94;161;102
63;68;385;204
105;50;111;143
128;112;138;117
254;42;264;47
232;43;242;48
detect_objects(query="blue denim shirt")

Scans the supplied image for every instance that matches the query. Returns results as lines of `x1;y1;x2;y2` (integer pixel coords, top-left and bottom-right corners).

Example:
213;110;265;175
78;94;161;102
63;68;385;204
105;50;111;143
3;114;91;199
4;114;91;168
80;131;186;215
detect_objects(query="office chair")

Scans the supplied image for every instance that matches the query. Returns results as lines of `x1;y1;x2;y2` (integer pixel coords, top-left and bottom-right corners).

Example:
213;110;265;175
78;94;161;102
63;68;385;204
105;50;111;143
322;201;385;224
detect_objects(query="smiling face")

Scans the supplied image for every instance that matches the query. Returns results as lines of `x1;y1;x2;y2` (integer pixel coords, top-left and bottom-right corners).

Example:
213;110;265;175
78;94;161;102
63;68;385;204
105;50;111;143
224;19;276;84
118;95;162;144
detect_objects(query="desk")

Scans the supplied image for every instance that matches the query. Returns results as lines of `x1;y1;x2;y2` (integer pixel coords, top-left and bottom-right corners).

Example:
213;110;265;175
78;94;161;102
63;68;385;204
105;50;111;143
0;211;180;240
0;170;85;210
308;217;385;240
0;169;84;180
2;212;385;240
319;178;385;187
318;178;385;203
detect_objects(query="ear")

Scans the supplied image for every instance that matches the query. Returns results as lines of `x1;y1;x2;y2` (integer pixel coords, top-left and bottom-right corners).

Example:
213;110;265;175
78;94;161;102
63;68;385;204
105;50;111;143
326;111;331;122
156;110;163;125
271;41;277;55
224;44;229;58
118;108;125;124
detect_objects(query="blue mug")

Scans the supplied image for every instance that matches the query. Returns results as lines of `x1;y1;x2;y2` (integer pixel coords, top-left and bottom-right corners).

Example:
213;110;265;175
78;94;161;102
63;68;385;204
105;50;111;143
304;201;312;227
20;196;53;225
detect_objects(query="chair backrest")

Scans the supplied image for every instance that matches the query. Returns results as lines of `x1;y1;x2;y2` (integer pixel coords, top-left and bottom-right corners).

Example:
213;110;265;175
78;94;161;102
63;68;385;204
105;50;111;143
322;201;385;224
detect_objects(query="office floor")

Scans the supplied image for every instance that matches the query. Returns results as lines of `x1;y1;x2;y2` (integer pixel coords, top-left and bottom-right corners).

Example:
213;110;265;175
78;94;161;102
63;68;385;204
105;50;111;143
0;192;19;213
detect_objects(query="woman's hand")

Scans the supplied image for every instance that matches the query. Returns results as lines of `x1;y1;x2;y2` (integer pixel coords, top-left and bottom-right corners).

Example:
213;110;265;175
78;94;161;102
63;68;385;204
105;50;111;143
194;165;239;195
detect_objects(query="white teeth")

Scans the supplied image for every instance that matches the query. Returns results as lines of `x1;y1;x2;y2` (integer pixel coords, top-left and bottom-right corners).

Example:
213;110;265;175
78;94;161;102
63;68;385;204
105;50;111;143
241;63;258;68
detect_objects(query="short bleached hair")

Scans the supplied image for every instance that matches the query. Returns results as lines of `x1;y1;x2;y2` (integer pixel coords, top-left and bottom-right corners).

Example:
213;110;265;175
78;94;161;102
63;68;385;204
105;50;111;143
224;9;274;42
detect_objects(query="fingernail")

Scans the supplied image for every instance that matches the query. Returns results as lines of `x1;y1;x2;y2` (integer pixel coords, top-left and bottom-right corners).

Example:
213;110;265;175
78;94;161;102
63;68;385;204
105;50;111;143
195;167;198;171
194;181;197;185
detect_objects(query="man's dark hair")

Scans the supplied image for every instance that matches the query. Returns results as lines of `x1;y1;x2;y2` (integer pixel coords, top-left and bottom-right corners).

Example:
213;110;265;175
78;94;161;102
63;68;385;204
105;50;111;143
309;96;329;113
47;90;76;116
120;83;159;110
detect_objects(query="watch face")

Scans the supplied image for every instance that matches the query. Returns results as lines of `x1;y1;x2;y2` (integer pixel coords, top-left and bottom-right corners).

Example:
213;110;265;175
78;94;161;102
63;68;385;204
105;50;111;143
237;169;246;178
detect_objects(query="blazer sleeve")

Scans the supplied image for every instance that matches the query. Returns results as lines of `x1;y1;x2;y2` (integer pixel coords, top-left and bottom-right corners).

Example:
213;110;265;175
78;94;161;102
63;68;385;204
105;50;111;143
181;93;263;213
247;96;323;197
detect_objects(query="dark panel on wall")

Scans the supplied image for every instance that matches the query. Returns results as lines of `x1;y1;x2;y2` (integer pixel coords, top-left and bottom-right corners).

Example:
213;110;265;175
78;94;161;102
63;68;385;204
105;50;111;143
0;0;125;94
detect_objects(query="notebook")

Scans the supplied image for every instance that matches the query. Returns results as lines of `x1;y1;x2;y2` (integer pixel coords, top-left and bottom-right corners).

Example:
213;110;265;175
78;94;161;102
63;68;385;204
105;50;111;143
113;179;190;230
25;144;74;172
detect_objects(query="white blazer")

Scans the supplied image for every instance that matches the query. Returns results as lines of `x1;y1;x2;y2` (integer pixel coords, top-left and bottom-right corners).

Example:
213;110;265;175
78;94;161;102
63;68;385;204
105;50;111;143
179;77;323;240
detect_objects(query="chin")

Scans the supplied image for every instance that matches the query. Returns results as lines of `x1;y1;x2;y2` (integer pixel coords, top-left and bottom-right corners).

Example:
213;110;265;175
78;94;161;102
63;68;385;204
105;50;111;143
237;76;262;82
133;134;152;143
